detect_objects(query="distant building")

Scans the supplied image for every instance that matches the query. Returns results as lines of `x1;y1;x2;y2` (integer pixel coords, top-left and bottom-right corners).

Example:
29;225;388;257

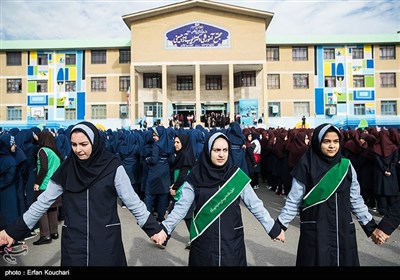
1;0;399;129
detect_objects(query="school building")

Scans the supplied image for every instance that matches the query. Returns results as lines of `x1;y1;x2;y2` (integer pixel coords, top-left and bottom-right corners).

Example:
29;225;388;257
1;0;399;130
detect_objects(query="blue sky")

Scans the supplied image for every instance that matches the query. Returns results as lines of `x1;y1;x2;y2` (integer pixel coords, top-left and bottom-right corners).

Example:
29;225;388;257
1;0;399;40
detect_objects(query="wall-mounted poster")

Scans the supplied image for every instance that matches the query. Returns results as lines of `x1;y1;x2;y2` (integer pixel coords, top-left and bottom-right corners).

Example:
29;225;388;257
239;99;258;127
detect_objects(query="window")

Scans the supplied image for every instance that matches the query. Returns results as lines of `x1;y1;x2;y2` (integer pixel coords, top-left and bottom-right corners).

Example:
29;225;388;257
65;108;76;120
324;48;335;60
379;45;395;60
91;77;107;91
267;74;280;89
381;101;397;115
119;76;130;91
354;104;365;115
7;52;22;66
120;104;128;119
292;47;308;61
241;72;256;87
66;54;76;65
144;102;163;119
380;73;396;88
91;105;107;119
37;81;48;92
65;81;76;92
234;71;256;88
293;74;309;89
119;49;131;64
143;73;161;88
351;48;364;59
91;50;106;64
294;102;310;117
353;75;365;88
7;79;22;93
206;75;222;90
177;75;193;90
325;105;337;116
324;76;336;87
268;102;280;117
266;47;279;61
7;106;22;120
37;54;48;65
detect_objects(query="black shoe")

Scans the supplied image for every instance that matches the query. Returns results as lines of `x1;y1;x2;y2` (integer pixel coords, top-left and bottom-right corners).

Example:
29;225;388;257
51;233;59;240
33;236;52;245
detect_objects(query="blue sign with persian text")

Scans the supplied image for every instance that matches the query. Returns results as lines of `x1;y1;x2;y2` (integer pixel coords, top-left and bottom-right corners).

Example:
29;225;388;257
166;21;230;48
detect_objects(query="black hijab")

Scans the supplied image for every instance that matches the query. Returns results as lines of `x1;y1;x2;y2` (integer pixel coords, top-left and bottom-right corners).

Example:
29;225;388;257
172;134;196;170
51;121;120;192
291;123;343;188
37;130;63;161
186;132;237;188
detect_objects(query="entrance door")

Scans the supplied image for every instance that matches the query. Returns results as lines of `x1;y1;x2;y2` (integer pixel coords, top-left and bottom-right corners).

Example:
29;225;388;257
173;104;196;127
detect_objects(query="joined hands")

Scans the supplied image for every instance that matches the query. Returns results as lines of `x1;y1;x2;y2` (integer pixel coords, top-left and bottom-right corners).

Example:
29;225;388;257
371;228;389;245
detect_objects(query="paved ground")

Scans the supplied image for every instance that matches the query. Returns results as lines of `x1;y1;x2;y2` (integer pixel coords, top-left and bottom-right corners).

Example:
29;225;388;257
1;181;399;269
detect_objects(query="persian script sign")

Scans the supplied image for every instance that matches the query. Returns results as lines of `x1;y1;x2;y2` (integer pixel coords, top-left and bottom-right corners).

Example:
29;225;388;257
166;22;230;48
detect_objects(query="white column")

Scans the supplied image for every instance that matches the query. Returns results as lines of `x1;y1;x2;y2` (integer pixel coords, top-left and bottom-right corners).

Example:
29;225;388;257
162;64;168;126
195;64;201;124
130;64;136;128
229;63;234;122
263;61;268;126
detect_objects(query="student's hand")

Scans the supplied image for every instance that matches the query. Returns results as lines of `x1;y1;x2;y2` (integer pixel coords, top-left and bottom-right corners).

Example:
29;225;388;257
169;185;176;196
371;228;389;245
274;229;285;243
34;184;39;191
151;229;167;245
0;230;14;247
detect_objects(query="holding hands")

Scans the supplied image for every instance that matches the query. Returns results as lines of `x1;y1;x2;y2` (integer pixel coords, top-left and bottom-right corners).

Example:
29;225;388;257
371;228;389;245
0;230;15;247
274;229;285;243
151;229;168;246
151;229;286;246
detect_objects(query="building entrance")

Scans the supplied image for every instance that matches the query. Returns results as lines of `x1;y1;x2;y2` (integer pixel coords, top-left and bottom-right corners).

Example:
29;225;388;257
172;104;196;127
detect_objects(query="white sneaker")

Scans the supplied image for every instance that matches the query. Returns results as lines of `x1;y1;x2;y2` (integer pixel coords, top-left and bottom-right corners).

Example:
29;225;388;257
24;232;37;241
252;185;259;190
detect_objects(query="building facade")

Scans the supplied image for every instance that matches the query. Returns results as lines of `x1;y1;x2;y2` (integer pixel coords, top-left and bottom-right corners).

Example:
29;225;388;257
1;0;399;130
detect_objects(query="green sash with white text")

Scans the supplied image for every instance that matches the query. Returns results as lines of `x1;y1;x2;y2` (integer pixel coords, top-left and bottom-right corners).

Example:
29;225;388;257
301;158;350;211
189;168;250;242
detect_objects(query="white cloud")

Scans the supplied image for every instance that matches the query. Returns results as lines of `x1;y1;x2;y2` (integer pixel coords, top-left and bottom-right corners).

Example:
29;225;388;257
1;0;398;40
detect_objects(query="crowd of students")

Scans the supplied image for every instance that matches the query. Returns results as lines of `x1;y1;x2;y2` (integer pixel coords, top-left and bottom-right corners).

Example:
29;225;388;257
0;121;399;266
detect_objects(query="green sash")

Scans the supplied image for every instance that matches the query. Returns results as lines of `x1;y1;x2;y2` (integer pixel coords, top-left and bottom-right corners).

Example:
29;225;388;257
301;158;350;211
189;168;250;242
173;169;190;201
